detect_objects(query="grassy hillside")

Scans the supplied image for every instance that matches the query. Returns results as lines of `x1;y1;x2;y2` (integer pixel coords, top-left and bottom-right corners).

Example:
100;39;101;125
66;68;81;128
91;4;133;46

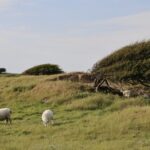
0;75;150;150
92;41;150;83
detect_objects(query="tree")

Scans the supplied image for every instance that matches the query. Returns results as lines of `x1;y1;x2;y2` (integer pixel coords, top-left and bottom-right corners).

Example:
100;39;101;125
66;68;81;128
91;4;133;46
0;68;6;74
22;64;64;75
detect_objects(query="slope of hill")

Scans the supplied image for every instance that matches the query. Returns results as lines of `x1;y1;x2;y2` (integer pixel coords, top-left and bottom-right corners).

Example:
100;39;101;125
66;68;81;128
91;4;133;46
92;41;150;84
0;75;150;150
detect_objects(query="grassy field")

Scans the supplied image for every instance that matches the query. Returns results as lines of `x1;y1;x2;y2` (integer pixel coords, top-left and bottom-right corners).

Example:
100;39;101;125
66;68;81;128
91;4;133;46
0;75;150;150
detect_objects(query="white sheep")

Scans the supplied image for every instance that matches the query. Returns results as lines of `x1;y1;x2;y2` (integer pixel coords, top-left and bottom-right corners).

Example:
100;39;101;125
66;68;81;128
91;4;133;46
0;108;12;124
42;109;54;126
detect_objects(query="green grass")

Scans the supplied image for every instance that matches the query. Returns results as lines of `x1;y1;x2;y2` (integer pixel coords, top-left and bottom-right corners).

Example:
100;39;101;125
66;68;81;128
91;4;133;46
0;75;150;150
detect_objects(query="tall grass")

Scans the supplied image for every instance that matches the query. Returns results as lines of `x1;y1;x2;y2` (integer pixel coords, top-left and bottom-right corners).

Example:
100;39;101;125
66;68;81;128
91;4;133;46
67;94;115;110
0;75;150;150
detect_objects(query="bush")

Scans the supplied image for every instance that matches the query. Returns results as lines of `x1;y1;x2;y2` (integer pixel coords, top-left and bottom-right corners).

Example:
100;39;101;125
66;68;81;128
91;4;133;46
22;64;63;75
0;68;6;74
91;41;150;85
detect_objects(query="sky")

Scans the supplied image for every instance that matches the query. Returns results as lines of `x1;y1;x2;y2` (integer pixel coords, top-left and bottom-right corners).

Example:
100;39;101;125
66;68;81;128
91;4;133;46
0;0;150;73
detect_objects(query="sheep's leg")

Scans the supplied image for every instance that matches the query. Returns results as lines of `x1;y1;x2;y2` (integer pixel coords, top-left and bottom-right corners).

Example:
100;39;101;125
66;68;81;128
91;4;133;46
9;118;12;124
51;120;54;125
43;122;47;126
5;118;11;124
6;118;9;124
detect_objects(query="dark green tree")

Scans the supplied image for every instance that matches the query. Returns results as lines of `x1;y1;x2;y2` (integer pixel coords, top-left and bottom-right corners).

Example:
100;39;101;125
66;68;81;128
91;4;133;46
23;64;63;75
0;68;6;74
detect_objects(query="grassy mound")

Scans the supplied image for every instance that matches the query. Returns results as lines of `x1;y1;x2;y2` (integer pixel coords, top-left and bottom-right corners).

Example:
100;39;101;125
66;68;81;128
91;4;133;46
92;41;150;84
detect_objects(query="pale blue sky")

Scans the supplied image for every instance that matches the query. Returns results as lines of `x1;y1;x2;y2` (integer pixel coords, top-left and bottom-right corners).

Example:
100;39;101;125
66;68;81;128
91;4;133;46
0;0;150;73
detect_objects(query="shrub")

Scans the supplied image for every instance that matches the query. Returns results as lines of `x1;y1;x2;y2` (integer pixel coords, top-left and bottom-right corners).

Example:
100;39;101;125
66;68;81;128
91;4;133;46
0;68;6;74
91;41;150;85
22;64;63;75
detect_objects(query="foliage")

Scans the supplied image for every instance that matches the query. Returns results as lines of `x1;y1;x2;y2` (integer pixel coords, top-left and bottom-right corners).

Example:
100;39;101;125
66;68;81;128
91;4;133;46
23;64;63;75
0;68;6;74
92;41;150;85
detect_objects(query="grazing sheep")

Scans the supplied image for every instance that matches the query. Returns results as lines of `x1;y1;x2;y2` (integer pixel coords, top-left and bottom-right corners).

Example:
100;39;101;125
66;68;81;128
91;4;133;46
0;108;12;124
42;109;54;126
